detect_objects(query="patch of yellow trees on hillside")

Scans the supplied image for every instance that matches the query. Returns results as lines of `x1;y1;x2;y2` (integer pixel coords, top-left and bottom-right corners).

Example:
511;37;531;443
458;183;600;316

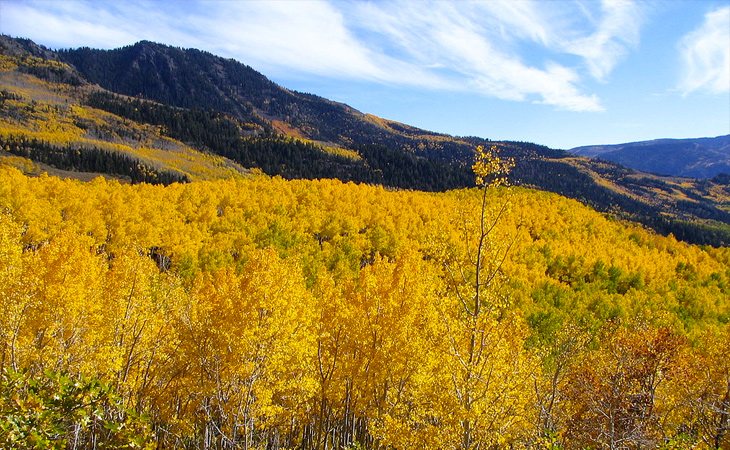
0;157;728;448
0;72;246;181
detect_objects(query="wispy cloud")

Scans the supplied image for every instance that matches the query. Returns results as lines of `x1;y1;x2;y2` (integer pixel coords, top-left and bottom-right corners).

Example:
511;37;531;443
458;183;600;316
351;1;603;111
0;1;207;49
189;1;383;80
559;0;644;81
0;1;139;49
678;6;730;95
0;0;649;112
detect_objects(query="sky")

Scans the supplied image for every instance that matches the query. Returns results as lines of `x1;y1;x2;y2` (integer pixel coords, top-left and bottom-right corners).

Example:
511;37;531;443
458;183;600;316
1;0;729;149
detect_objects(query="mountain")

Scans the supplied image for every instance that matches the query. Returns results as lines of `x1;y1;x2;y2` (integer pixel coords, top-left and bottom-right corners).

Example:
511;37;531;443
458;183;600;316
58;40;478;161
1;36;729;246
571;135;730;178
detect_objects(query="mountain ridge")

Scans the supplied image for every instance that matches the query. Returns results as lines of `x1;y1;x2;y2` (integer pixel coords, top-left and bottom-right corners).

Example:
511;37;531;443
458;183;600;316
58;40;479;161
571;135;730;179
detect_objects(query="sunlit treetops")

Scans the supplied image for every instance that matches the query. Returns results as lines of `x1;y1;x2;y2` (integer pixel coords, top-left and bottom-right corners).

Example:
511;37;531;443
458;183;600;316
0;161;728;448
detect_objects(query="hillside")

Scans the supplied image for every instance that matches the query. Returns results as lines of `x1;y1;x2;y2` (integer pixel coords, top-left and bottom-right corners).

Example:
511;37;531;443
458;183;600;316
571;135;730;179
59;40;476;160
1;165;728;448
1;35;729;245
0;39;247;183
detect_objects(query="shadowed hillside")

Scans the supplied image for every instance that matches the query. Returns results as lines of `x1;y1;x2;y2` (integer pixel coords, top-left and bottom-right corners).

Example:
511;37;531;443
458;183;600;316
571;135;730;178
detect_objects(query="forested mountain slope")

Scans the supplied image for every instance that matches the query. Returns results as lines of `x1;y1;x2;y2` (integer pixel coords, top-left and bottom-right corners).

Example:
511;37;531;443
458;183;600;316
0;38;247;183
59;40;477;161
571;135;730;179
1;35;729;246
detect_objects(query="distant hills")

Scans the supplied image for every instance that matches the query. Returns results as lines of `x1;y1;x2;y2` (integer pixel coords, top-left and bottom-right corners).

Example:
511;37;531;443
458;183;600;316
571;135;730;179
1;35;729;245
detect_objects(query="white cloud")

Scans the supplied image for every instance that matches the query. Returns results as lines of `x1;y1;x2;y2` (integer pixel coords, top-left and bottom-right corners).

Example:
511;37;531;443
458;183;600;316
351;0;603;111
0;2;138;49
678;6;730;95
560;0;644;81
190;2;383;80
0;0;650;112
0;1;204;49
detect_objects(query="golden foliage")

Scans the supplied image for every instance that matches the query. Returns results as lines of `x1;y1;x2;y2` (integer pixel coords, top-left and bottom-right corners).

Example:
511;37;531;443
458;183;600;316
0;71;247;181
0;164;728;448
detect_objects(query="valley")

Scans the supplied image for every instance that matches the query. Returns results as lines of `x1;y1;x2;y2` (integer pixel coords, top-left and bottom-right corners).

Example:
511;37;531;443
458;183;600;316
0;34;729;449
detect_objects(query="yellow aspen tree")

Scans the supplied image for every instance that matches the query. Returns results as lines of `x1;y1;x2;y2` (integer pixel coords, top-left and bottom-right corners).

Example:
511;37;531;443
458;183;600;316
178;249;316;449
668;325;730;449
362;251;445;449
101;249;182;413
437;145;537;449
0;212;28;372
348;252;439;447
16;229;106;374
309;271;350;449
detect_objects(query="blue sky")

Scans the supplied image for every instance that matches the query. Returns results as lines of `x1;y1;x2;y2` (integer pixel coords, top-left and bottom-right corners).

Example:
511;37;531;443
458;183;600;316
1;0;728;149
